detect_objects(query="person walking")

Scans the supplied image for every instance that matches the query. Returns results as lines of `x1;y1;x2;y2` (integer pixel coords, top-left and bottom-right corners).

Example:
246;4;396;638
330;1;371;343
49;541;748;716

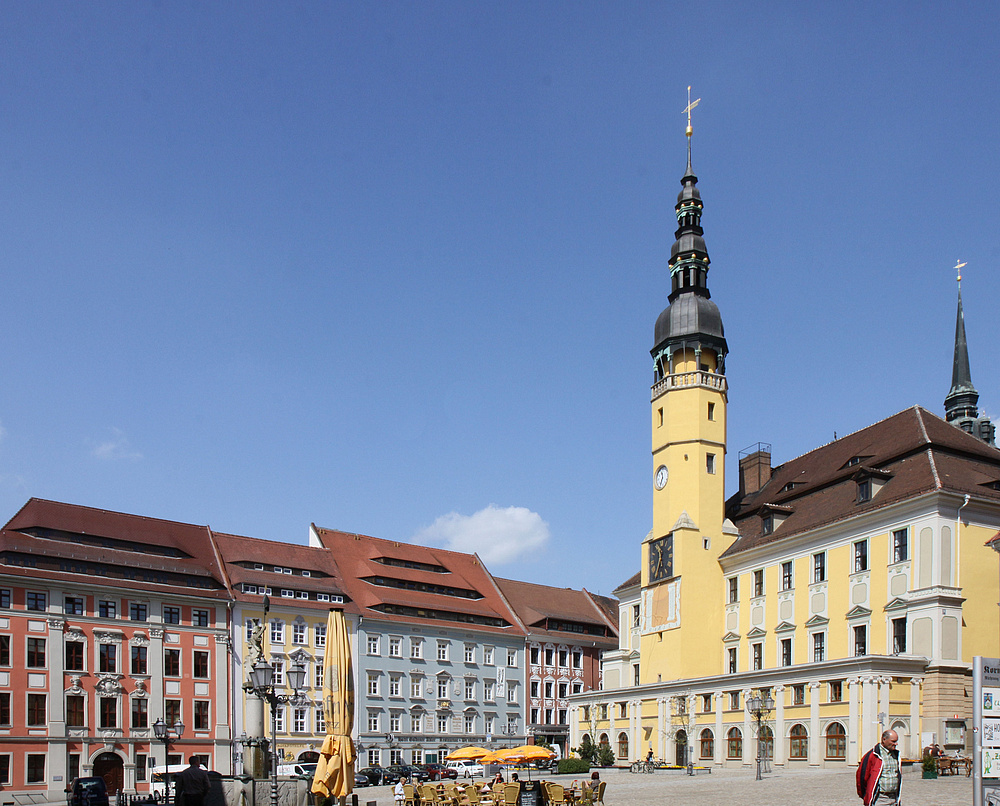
175;757;211;806
857;729;901;806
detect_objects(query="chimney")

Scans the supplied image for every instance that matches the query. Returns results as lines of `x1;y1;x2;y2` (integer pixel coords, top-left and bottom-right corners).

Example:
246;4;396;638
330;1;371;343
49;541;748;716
739;443;772;497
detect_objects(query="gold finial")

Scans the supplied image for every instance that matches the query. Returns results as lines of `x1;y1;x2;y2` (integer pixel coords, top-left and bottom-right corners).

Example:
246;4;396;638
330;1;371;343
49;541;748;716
683;85;700;138
955;260;967;282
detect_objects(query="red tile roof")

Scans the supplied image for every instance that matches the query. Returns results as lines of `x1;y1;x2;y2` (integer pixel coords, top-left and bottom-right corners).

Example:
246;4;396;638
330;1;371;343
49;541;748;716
724;407;1000;556
1;498;231;598
493;577;618;648
211;530;355;612
312;526;524;635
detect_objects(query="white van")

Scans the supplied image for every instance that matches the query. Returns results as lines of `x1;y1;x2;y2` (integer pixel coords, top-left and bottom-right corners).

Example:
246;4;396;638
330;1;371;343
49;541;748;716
149;765;187;802
277;764;317;778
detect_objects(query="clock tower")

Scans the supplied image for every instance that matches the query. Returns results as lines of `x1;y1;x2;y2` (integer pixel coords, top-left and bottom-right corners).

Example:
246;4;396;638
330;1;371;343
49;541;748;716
639;106;735;683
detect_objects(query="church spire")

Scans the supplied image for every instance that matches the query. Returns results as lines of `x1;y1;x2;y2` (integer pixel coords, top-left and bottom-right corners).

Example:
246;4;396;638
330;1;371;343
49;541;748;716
651;88;726;379
944;262;995;444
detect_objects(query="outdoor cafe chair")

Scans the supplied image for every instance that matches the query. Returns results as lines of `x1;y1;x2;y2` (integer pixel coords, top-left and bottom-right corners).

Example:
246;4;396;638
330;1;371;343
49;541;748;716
404;784;418;806
546;784;566;806
502;783;520;806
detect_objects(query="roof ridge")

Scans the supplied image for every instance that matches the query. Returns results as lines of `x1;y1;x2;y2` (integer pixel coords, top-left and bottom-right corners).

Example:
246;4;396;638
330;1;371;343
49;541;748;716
763;406;925;471
926;447;942;488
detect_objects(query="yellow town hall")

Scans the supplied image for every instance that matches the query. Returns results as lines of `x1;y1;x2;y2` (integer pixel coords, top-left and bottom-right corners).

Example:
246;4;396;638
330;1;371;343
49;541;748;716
569;115;1000;769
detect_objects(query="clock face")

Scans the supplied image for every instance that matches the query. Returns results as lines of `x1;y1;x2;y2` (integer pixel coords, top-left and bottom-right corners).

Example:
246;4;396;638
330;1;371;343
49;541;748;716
654;465;668;490
648;534;673;583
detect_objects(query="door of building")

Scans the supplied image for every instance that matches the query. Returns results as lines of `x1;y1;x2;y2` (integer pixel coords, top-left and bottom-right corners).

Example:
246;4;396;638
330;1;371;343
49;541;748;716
675;732;687;767
93;753;124;794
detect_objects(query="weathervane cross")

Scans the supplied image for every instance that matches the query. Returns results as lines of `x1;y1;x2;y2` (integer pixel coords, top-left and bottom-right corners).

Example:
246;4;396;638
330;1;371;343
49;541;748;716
684;86;701;137
955;259;967;282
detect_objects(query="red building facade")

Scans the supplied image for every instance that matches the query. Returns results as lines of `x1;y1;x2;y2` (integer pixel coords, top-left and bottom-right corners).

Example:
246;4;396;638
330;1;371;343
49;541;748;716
0;500;232;801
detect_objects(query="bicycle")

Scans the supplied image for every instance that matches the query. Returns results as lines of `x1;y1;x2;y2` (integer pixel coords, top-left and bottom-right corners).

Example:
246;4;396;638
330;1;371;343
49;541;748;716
629;760;656;774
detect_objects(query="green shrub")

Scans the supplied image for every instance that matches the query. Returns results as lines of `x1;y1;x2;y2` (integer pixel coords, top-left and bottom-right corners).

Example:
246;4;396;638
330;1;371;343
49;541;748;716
595;744;616;767
557;758;590;775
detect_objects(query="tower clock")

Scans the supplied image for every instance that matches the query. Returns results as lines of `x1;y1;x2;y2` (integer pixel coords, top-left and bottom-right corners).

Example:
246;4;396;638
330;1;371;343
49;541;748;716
648;534;673;583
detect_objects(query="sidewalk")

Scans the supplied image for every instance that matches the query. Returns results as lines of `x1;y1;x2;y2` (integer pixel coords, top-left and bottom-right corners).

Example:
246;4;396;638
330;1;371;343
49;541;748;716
352;766;974;806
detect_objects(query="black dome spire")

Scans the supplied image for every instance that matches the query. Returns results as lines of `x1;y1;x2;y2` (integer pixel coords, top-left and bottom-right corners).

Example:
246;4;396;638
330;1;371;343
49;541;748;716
652;92;727;363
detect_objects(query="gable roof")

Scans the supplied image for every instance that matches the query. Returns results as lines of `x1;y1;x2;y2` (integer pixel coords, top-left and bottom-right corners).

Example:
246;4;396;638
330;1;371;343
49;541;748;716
211;530;354;612
724;406;1000;557
0;497;231;599
311;526;524;636
492;577;618;648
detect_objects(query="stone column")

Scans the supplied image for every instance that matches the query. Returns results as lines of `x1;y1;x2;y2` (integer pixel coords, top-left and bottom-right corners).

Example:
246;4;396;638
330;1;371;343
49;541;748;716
879;677;891;730
714;692;724;766
847;677;859;764
655;698;665;761
909;678;923;759
860;676;877;754
666;697;676;766
48;618;68;786
742;688;753;767
809;682;822;766
214;633;232;772
773;685;786;766
631;699;641;762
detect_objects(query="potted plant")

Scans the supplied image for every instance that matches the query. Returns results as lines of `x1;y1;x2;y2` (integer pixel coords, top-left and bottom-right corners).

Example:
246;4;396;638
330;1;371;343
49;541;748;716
922;754;938;779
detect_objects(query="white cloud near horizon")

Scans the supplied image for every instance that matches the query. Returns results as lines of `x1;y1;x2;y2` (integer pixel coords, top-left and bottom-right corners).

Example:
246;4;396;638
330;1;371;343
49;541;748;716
90;427;143;461
413;504;550;565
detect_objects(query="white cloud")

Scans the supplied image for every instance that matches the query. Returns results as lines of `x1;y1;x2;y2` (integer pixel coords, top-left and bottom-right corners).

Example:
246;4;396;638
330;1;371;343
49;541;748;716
90;427;143;461
413;504;550;565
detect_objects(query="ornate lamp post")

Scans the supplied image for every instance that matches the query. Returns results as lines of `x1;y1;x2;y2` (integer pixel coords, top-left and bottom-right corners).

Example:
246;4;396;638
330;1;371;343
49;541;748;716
152;717;185;804
246;658;307;806
745;691;774;781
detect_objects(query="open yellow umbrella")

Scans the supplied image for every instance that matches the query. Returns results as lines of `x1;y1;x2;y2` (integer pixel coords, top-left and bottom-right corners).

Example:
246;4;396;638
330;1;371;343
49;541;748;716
312;609;355;801
446;746;491;761
508;745;555;762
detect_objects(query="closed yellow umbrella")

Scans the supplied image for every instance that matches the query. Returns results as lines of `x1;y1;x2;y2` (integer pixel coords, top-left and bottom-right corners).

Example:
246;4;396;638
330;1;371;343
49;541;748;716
311;609;355;801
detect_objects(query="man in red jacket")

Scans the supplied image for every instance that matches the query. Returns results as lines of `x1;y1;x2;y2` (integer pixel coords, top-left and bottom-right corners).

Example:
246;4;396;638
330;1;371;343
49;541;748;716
856;729;901;805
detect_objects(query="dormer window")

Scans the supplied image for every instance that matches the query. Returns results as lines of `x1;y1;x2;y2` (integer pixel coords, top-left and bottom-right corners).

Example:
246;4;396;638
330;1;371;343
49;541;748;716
781;482;797;493
852;467;891;503
757;504;792;534
847;456;862;467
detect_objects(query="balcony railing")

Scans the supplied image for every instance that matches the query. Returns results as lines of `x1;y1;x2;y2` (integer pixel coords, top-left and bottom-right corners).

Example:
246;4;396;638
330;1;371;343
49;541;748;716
651;371;727;400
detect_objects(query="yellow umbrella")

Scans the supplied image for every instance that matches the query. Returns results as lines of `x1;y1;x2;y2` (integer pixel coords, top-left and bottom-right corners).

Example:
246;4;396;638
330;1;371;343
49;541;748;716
508;745;555;761
312;609;355;801
446;746;492;761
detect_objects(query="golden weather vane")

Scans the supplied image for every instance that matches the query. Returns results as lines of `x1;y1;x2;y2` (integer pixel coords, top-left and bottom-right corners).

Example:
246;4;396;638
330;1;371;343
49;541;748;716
955;260;967;282
683;86;700;138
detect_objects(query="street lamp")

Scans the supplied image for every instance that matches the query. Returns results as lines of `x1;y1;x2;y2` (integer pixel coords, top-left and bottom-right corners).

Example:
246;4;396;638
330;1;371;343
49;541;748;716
745;691;774;781
246;657;308;806
152;717;185;804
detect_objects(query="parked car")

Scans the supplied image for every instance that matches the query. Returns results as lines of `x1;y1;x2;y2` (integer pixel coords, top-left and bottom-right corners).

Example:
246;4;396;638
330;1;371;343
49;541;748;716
69;777;110;806
278;763;317;778
354;771;372;788
356;767;401;786
420;763;458;781
386;764;429;783
445;760;484;779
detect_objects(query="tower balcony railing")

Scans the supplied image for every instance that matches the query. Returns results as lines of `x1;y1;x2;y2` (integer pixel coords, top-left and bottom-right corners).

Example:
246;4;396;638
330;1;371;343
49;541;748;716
651;370;727;399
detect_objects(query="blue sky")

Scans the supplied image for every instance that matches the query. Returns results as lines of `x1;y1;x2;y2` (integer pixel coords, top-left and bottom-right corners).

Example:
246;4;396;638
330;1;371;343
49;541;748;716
1;3;997;596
